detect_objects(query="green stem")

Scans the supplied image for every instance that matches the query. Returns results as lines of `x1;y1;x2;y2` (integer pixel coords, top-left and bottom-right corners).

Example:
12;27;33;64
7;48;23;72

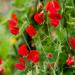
16;21;27;39
13;44;18;55
22;33;31;50
34;35;56;75
54;44;62;70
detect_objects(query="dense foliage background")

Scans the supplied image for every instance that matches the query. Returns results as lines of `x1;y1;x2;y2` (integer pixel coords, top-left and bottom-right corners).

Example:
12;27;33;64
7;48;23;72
0;0;75;75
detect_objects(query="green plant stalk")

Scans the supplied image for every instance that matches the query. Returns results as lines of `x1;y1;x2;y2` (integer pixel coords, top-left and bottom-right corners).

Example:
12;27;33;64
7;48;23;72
22;33;31;50
33;35;56;75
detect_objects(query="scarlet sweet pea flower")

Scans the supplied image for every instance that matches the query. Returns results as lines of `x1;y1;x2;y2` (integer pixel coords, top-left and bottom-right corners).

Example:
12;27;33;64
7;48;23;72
46;0;60;12
11;13;18;23
8;13;19;35
46;0;62;27
34;12;44;24
27;50;40;63
15;63;26;70
10;27;19;35
8;20;17;29
69;38;75;49
48;12;62;20
50;18;59;27
18;44;29;56
0;67;4;74
48;12;62;27
26;25;37;37
0;58;2;65
66;55;74;66
15;57;26;70
19;57;26;65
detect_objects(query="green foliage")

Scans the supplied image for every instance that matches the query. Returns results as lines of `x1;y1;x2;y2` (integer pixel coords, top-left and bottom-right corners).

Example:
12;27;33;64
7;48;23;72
0;25;10;59
0;0;75;75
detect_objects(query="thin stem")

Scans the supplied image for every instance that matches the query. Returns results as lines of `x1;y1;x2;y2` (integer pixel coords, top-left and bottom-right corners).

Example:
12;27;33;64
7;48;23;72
15;21;27;39
41;35;49;42
54;44;62;70
22;33;31;50
35;64;39;75
34;35;56;75
13;45;18;55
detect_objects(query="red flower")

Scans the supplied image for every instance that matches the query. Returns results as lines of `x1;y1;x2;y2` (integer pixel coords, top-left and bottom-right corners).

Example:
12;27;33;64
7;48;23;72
49;12;62;27
8;20;17;29
50;18;59;27
27;50;40;63
0;58;2;65
66;55;74;66
18;44;29;56
0;67;4;74
48;12;62;20
11;13;18;23
46;1;62;27
10;27;19;35
47;53;53;59
70;45;75;50
34;13;44;24
19;57;26;65
8;13;19;35
46;0;60;12
15;57;26;70
69;38;75;49
26;25;37;37
15;63;26;70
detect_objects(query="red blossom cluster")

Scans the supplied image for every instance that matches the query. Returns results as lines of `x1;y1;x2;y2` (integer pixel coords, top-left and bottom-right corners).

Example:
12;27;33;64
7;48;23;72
8;1;62;36
66;54;74;66
0;58;2;65
69;38;75;50
65;37;75;66
34;12;44;24
18;44;29;56
0;67;4;75
27;50;40;63
7;0;75;72
0;58;4;74
26;25;37;37
15;57;26;70
46;0;62;27
8;13;19;35
15;44;40;70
